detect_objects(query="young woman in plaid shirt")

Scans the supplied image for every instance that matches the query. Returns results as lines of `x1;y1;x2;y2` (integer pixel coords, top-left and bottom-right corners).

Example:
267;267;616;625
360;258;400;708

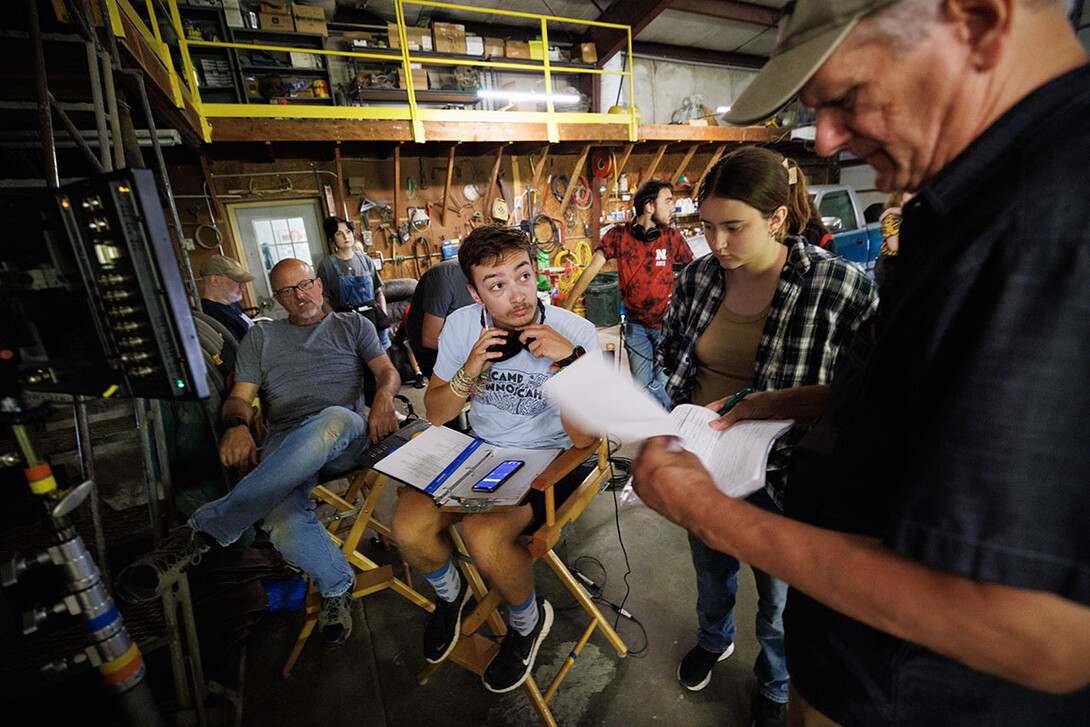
662;147;877;726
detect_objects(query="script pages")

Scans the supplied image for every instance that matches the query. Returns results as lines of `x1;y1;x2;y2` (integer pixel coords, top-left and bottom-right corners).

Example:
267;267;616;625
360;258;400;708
371;423;561;511
669;405;791;498
542;354;792;498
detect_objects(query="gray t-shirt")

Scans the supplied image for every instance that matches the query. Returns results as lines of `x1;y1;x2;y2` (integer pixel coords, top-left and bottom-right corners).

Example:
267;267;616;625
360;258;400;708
434;303;600;449
407;259;474;352
234;312;384;434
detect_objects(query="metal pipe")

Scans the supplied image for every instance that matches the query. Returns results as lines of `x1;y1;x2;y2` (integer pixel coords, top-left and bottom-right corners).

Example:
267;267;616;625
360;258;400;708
124;69;200;308
72;396;108;581
49;92;104;174
67;0;113;172
28;0;59;188
100;48;125;169
86;42;113;171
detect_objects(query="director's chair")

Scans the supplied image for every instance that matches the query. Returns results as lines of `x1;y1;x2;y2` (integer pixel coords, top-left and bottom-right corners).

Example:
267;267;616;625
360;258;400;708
416;438;628;727
280;417;436;677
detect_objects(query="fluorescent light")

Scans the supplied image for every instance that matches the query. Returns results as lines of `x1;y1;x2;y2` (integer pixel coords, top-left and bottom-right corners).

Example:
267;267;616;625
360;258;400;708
715;105;732;114
476;89;581;104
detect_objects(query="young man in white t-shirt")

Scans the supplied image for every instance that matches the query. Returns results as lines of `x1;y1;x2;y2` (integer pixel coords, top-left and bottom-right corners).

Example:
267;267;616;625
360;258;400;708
392;225;599;694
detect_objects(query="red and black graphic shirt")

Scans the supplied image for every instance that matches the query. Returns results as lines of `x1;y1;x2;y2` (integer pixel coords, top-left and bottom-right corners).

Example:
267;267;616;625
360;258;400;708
597;222;693;329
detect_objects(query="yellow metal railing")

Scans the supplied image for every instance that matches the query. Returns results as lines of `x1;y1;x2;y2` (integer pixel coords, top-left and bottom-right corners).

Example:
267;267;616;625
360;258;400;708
106;0;637;144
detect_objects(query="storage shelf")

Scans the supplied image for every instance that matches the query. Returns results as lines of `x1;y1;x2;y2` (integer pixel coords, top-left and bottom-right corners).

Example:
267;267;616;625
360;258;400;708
355;88;480;104
241;64;326;74
347;48;593;74
248;95;333;103
231;27;327;39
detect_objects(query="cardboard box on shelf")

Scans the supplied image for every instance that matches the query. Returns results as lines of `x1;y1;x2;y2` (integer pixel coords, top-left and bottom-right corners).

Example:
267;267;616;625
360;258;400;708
465;35;484;56
505;40;530;59
259;12;293;31
431;22;467;54
292;3;326;36
580;42;597;64
398;66;429;90
483;37;504;58
388;23;432;51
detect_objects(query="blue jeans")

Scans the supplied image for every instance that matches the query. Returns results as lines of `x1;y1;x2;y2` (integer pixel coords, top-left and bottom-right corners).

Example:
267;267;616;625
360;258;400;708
688;487;790;703
190;406;368;597
624;320;670;409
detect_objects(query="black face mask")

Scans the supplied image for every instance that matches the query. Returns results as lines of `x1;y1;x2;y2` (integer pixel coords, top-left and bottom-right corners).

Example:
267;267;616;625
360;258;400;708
480;300;546;362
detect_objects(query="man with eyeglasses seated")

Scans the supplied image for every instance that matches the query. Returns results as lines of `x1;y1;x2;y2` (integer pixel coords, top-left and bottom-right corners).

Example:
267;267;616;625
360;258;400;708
117;258;400;647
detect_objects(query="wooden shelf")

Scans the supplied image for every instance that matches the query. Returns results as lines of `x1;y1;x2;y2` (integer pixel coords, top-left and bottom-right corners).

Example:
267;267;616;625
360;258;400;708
241;64;326;74
354;88;480;104
247;95;333;104
231;27;327;39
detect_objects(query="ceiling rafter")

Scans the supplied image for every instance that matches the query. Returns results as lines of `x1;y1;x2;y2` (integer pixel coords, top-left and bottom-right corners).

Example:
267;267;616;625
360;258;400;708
669;0;784;28
632;41;766;69
580;0;676;66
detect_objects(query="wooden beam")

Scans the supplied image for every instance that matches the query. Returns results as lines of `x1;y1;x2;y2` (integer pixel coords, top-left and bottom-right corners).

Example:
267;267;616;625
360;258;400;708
441;144;457;228
670;0;783;27
631;42;766;70
691;144;727;199
581;0;675;66
612;143;635;196
671;143;701;185
484;144;506;220
394;144;401;225
558;144;592;219
529;146;550;199
644;144;669;184
334;142;347;219
208;119;771;145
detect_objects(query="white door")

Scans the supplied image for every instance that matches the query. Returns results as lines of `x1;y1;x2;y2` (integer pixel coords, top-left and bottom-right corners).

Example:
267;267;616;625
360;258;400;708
227;200;327;320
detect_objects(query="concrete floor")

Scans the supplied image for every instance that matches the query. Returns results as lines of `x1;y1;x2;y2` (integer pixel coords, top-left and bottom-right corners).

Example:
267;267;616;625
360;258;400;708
230;322;769;727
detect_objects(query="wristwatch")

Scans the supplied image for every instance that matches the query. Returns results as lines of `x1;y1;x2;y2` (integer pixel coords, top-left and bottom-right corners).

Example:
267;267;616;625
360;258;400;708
554;346;586;369
224;416;249;430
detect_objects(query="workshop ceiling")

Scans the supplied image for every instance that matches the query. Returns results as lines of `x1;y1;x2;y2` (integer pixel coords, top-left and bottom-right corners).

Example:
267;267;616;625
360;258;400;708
345;0;787;68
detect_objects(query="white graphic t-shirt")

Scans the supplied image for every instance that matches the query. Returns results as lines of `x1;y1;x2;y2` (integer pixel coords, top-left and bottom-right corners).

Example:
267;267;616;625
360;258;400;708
434;303;600;449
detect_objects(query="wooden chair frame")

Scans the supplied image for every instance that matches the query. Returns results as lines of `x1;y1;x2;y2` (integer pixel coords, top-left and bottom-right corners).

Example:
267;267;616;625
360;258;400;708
415;438;628;727
280;467;434;677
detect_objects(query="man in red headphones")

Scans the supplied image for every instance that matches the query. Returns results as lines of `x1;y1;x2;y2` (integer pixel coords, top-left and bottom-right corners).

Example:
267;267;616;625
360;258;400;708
593;179;693;408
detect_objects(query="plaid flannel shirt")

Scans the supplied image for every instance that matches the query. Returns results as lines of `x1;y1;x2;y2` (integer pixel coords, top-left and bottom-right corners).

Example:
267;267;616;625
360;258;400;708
658;236;879;506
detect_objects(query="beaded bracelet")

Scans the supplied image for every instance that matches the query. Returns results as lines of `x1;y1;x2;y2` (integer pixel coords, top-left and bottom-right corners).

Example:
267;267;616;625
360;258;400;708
449;366;487;399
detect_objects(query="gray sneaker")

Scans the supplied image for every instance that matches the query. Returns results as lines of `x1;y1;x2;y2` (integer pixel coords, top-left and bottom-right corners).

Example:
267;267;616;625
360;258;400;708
319;592;354;647
115;526;214;603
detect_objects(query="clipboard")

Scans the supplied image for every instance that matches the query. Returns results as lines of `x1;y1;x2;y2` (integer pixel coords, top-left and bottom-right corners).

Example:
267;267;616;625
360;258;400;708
371;422;561;512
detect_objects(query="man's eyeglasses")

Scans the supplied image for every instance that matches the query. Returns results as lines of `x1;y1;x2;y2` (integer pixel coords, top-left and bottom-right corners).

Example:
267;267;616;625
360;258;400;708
273;278;317;297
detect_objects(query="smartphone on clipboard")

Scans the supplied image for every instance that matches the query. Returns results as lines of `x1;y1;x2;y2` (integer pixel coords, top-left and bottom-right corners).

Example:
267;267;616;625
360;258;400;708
471;460;525;493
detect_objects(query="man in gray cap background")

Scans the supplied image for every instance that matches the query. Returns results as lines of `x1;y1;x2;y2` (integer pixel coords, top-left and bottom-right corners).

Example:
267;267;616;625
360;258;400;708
633;1;1090;724
200;253;256;345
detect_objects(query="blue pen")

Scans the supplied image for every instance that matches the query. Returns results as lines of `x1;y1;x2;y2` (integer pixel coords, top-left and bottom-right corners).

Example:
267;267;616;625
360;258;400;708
716;387;753;416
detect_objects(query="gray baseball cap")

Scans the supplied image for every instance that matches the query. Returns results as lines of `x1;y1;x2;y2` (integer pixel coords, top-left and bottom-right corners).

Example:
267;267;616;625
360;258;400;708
724;0;899;125
200;254;254;283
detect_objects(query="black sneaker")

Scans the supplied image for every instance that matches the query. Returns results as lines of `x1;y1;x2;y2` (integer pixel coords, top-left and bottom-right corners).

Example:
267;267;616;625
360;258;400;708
751;694;787;727
423;574;472;663
677;642;734;691
482;599;554;694
319;592;354;647
413;372;427;389
115;526;214;603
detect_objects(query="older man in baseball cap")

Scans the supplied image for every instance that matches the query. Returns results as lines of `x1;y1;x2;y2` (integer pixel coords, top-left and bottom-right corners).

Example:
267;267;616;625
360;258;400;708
200;254;256;345
635;1;1090;725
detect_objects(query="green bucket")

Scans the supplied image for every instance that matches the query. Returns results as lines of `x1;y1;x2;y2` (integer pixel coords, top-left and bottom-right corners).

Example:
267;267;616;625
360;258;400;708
584;271;621;328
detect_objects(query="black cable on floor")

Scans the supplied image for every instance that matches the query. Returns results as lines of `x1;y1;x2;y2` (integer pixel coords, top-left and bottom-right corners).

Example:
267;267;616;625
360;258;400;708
560;450;649;657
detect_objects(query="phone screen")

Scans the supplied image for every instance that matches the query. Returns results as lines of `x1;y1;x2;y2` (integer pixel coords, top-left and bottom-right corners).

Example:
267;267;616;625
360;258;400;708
471;460;524;492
